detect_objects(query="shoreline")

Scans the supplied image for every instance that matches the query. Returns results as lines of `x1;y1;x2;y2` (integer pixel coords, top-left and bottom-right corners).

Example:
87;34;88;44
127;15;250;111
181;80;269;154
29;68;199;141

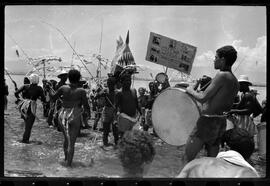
7;73;267;87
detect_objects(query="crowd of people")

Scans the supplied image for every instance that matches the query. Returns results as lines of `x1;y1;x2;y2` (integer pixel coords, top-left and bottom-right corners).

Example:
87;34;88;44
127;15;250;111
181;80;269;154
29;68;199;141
4;45;266;177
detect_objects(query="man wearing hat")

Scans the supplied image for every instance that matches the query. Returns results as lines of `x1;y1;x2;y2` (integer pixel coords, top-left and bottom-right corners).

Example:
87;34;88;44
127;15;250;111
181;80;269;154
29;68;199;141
227;75;262;138
49;69;68;130
56;69;68;90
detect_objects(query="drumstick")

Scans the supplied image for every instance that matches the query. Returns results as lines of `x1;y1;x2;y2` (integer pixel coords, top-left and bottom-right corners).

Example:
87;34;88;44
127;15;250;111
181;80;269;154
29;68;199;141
198;80;212;91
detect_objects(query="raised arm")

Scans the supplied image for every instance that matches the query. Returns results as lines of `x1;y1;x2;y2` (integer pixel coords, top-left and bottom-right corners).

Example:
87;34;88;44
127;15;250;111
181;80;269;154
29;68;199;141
14;85;25;99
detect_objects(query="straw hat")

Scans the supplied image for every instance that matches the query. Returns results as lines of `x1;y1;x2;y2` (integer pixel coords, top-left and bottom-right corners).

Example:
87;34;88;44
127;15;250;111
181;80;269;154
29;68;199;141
57;69;68;78
238;75;252;86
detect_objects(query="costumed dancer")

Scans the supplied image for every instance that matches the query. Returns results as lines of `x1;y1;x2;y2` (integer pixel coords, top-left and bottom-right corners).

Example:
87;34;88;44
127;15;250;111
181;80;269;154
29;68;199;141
48;70;68;130
49;69;91;167
97;76;119;146
115;73;141;138
15;74;47;143
93;85;105;131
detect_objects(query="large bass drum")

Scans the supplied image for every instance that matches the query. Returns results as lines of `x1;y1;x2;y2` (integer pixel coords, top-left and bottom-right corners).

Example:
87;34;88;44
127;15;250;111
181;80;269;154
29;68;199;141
152;87;201;146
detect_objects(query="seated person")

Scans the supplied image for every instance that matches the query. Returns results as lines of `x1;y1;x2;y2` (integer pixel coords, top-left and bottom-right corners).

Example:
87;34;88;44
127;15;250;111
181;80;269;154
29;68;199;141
118;129;155;177
177;128;259;178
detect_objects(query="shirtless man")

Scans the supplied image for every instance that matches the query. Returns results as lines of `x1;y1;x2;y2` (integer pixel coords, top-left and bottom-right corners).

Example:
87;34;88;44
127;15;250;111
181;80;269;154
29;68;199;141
49;69;91;167
183;45;239;164
15;74;47;143
115;74;140;138
178;128;259;178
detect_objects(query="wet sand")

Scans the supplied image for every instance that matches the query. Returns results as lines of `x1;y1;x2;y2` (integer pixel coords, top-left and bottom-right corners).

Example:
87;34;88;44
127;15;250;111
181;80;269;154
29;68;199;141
4;94;266;178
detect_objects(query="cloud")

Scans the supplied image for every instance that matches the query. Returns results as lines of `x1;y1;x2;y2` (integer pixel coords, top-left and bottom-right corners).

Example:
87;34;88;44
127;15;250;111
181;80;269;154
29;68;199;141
191;36;266;83
233;36;266;70
194;50;215;67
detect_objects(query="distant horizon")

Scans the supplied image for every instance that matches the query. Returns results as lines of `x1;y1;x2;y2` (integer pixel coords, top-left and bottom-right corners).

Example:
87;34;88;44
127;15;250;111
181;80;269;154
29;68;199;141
7;71;267;87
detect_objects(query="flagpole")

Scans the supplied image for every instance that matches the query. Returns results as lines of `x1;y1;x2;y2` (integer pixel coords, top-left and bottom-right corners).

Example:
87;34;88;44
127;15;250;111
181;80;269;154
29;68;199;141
97;18;103;85
7;33;33;64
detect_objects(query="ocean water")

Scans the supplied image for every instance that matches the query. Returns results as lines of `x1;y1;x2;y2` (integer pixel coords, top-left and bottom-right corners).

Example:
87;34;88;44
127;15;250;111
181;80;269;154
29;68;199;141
5;74;267;104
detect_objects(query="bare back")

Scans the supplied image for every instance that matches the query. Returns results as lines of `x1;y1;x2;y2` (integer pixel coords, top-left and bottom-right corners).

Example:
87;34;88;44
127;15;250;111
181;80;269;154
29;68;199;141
54;84;90;110
200;71;239;115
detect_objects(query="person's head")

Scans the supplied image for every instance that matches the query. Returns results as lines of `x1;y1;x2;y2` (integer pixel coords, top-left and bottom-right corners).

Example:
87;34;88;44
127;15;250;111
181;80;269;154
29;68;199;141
57;70;68;82
29;74;39;85
215;46;237;70
118;130;155;177
221;128;255;160
149;81;159;95
107;76;116;91
23;76;30;84
138;87;146;96
49;79;57;89
120;74;132;90
68;69;81;84
238;75;252;92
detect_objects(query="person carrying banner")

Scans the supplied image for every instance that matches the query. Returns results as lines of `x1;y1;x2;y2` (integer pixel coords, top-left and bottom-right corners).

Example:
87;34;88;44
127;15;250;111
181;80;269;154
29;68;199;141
15;74;47;143
49;69;91;167
183;45;239;165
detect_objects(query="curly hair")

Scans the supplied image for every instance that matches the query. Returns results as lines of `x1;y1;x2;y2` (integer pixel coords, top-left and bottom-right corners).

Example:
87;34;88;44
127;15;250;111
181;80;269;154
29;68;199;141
118;130;155;175
221;128;254;160
216;45;237;66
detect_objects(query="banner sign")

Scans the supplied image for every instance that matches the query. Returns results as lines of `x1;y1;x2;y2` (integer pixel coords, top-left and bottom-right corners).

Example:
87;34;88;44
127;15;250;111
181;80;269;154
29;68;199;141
145;32;197;74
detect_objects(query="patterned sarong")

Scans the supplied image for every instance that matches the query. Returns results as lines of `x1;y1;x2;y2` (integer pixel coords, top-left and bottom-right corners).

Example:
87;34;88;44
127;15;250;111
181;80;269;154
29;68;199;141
17;99;39;121
231;115;257;136
58;107;83;136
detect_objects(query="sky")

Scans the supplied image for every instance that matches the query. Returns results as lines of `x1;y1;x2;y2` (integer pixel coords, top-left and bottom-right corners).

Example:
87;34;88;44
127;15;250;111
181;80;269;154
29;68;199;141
4;5;267;83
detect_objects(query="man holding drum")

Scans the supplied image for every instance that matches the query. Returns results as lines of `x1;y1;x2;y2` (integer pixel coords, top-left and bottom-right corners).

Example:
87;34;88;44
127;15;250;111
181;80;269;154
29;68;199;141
183;45;239;164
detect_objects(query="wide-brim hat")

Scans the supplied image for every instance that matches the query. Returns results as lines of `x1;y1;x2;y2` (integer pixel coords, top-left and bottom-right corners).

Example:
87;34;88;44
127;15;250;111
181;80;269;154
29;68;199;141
238;75;252;86
57;69;68;78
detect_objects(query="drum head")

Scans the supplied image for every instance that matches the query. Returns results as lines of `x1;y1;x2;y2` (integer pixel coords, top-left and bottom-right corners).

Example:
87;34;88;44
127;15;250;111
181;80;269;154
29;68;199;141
155;72;167;84
152;88;200;146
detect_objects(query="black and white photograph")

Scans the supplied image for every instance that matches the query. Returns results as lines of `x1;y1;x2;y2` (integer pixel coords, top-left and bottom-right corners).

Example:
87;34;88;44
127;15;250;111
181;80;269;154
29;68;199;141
4;5;266;178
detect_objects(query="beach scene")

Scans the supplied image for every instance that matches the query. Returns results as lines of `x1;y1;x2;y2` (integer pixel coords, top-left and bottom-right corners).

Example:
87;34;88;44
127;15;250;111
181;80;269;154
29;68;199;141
4;6;266;178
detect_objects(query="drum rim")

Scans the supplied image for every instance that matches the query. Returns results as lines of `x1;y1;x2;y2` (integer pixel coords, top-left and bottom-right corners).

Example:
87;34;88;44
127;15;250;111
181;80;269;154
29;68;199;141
151;87;201;115
151;87;201;146
155;72;168;84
